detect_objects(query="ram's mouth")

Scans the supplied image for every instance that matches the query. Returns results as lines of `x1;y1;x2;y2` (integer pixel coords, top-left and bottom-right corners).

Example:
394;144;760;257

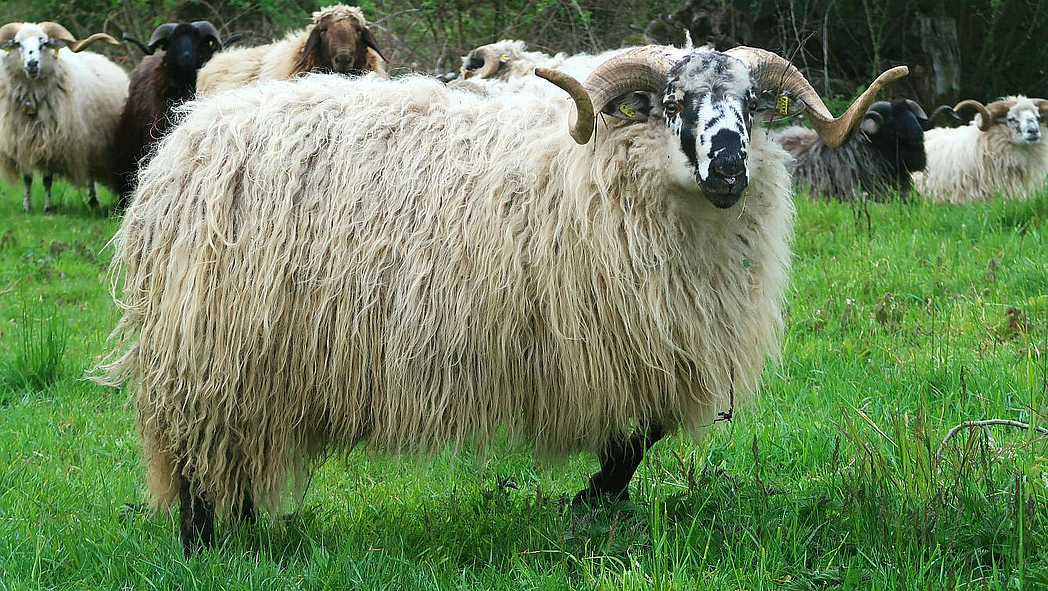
698;174;747;209
25;65;39;79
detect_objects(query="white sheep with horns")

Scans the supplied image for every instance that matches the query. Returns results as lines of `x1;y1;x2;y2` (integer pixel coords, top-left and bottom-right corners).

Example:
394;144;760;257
0;22;126;212
98;45;905;555
914;96;1048;203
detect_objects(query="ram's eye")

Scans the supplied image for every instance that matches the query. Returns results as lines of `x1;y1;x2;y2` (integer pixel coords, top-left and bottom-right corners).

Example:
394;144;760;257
664;101;681;116
747;96;759;112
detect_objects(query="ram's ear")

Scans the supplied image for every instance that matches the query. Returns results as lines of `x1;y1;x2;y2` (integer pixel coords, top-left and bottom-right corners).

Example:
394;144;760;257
754;90;806;118
293;26;322;74
860;111;883;135
601;92;652;121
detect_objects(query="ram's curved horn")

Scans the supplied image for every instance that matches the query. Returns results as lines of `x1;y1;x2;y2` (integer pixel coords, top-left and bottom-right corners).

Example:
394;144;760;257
146;23;178;52
462;46;501;79
727;46;907;147
0;22;22;43
904;99;928;121
923;105;962;130
536;46;673;144
954;100;993;131
39;22;120;52
191;21;222;48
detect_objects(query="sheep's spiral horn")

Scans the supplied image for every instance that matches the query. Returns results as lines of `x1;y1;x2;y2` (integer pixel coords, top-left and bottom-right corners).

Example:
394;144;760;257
923;105;962;130
39;22;120;52
537;45;675;144
191;21;223;49
146;23;179;51
462;46;502;80
727;46;908;147
954;100;994;131
0;22;23;43
905;99;928;121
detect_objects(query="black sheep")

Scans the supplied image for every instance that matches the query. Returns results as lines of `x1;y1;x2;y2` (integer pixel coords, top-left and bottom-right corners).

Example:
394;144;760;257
776;99;959;200
111;22;237;210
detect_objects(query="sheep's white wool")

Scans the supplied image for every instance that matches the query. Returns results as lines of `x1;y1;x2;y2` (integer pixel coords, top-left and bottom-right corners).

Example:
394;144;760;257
0;24;128;199
99;72;794;513
916;96;1048;203
458;39;629;86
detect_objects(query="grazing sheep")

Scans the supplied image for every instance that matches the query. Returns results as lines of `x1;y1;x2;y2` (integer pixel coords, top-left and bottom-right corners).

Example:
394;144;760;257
915;96;1048;203
459;39;626;82
99;45;904;554
776;100;959;200
111;21;229;210
0;22;126;212
196;5;385;96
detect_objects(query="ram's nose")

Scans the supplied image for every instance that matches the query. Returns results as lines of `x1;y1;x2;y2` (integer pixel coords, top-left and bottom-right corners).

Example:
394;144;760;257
25;59;39;78
712;159;745;181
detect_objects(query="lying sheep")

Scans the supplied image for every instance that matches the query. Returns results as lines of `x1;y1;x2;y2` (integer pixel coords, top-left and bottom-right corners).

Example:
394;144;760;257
0;22;126;212
196;4;384;96
459;39;626;82
99;45;905;554
915;96;1048;203
111;22;231;209
776;100;958;200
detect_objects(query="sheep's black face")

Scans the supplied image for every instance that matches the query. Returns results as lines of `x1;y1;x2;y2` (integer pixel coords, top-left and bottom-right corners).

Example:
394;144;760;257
662;50;755;209
159;25;220;76
863;100;927;173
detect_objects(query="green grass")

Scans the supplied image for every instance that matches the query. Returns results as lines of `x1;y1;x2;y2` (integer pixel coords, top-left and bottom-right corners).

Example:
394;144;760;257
0;180;1045;589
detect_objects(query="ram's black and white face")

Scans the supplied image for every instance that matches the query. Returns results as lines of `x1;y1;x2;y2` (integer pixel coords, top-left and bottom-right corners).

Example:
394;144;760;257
658;50;757;208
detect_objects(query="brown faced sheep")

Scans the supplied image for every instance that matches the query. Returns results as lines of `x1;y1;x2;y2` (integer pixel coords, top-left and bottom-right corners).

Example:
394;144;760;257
195;5;385;96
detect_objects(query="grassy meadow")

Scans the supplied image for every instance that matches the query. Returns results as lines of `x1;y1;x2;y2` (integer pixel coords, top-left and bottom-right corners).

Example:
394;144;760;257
0;180;1045;589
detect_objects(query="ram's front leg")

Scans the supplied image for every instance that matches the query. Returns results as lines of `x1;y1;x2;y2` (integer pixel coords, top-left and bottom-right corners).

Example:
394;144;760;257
573;423;664;507
87;181;99;209
43;175;53;213
22;174;32;212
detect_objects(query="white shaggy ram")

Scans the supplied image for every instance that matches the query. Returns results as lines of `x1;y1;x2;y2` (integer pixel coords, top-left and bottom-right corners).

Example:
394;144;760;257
915;96;1048;203
99;45;905;555
196;4;385;97
0;22;126;212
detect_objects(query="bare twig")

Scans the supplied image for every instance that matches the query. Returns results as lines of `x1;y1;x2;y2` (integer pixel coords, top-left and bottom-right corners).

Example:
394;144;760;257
935;419;1048;465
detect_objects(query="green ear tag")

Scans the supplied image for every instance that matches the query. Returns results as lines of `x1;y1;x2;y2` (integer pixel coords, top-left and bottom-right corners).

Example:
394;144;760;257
777;95;790;116
619;104;639;118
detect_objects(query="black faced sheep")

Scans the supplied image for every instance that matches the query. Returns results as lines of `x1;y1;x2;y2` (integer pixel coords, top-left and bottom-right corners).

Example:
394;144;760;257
111;21;229;210
775;99;958;200
915;96;1048;203
0;21;126;212
97;45;905;554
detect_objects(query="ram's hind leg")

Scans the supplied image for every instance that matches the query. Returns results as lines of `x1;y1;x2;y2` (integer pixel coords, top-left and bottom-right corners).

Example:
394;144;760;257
87;182;99;209
573;423;664;507
179;474;215;557
232;493;255;525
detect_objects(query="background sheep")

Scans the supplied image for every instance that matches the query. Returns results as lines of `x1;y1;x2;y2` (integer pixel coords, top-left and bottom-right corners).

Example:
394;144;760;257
459;39;626;82
111;21;231;210
100;45;904;554
915;96;1048;203
0;22;126;212
776;100;959;200
196;4;384;96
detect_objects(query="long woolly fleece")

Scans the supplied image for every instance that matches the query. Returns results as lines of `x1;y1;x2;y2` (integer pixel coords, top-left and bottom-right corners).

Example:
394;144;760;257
915;120;1048;203
0;49;128;186
196;6;385;97
776;126;910;200
100;73;795;514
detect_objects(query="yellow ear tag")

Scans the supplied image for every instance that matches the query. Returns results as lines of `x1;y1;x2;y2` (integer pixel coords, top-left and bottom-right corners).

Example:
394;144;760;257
777;95;790;116
619;103;639;118
500;53;510;62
